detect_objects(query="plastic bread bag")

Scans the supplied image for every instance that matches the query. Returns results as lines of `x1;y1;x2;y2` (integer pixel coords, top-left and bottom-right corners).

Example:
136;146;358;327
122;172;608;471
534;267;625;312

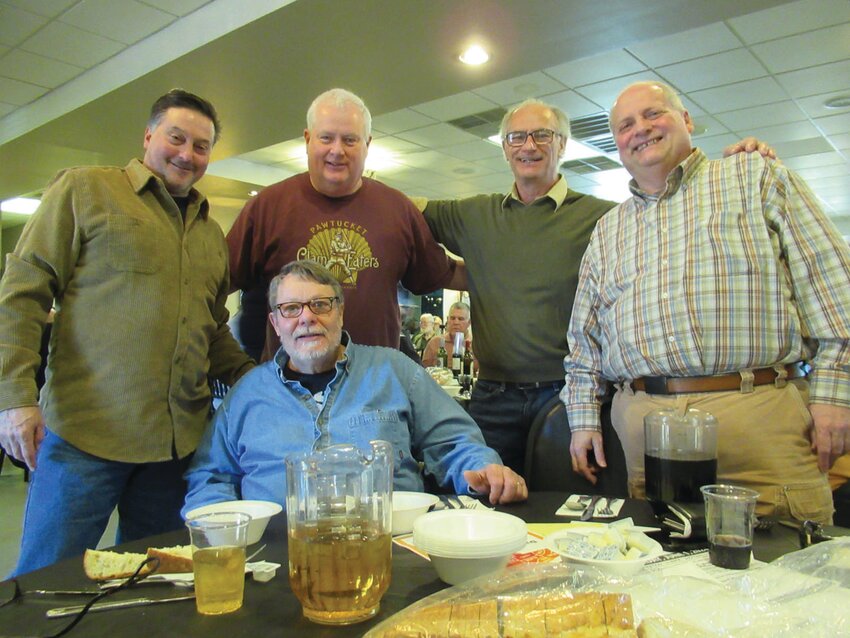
364;563;639;637
365;544;850;638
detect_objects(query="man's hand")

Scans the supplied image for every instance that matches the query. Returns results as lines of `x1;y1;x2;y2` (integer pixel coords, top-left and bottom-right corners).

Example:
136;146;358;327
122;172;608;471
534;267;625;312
463;464;528;504
0;406;45;471
722;137;777;160
809;403;850;472
569;430;606;484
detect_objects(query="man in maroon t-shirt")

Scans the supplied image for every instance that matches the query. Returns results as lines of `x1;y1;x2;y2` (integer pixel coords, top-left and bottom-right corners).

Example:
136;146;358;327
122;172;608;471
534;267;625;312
227;88;463;360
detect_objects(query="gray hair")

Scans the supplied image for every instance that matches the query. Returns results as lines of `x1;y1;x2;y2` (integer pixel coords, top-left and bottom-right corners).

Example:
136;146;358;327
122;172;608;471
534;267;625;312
609;81;686;131
306;88;372;139
449;301;470;316
268;260;345;308
499;98;571;141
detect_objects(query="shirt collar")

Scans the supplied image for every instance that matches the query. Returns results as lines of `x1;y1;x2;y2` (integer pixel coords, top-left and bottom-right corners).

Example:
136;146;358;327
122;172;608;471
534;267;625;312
503;174;568;209
126;158;209;219
627;148;706;201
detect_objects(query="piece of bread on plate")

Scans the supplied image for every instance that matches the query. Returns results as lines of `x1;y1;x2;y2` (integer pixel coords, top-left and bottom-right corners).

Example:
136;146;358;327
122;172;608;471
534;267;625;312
83;545;193;580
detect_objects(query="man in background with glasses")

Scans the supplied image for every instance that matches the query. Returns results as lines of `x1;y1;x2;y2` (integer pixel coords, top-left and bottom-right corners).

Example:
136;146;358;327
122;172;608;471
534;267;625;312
412;99;772;474
0;90;255;576
183;260;527;513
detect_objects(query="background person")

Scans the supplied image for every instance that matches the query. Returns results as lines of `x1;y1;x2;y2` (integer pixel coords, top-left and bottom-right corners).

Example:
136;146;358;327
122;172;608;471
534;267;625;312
563;81;850;523
226;88;464;362
0;89;255;575
183;260;526;514
412;312;436;355
422;301;477;371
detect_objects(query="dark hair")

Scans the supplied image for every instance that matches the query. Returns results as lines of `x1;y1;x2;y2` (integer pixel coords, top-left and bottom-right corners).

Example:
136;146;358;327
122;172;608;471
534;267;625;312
148;89;221;144
268;260;345;308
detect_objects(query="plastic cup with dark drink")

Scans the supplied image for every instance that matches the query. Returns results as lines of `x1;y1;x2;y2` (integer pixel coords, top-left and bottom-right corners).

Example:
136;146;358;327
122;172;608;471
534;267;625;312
700;484;759;569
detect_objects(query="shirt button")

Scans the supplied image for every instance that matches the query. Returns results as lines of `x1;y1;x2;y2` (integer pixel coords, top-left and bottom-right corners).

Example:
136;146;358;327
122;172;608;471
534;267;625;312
661;292;668;299
668;336;676;343
661;260;668;266
182;317;188;324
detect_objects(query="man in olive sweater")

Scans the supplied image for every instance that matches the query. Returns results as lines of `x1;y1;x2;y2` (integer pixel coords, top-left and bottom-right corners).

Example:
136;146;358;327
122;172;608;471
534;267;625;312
0;89;254;575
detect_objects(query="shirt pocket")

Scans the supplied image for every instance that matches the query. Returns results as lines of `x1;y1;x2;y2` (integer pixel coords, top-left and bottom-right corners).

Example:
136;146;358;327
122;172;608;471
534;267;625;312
106;216;161;273
347;410;410;464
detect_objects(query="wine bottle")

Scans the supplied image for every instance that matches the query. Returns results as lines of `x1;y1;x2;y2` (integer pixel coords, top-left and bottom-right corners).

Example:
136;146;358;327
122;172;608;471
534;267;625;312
437;338;448;368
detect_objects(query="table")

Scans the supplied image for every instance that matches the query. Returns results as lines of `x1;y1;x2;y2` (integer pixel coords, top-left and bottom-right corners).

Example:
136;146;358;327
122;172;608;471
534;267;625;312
0;492;836;637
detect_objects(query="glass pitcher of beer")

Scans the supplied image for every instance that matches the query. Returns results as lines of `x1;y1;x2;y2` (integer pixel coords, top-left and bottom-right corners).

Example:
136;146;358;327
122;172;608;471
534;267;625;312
644;408;718;503
285;440;393;625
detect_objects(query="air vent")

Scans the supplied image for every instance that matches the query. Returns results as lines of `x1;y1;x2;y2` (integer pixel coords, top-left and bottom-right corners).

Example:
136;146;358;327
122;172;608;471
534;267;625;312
570;112;617;154
448;107;507;138
560;156;622;174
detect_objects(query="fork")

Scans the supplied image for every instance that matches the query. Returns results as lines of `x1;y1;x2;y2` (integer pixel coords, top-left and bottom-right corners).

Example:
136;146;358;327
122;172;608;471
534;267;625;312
596;497;614;517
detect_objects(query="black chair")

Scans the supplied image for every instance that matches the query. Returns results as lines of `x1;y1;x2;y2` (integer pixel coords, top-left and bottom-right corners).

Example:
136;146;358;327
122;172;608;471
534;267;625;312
524;395;628;496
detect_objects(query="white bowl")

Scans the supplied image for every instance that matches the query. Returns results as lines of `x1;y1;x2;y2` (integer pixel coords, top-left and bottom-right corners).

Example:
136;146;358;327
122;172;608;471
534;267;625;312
413;509;527;585
185;499;282;545
544;527;663;577
392;491;439;535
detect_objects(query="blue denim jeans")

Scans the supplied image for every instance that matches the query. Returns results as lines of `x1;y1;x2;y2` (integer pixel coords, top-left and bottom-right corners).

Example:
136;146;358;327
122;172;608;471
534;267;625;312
469;380;563;476
13;430;191;577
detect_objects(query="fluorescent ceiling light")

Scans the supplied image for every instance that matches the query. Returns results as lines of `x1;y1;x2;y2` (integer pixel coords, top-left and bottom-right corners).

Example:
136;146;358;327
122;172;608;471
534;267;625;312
459;45;489;65
1;197;40;215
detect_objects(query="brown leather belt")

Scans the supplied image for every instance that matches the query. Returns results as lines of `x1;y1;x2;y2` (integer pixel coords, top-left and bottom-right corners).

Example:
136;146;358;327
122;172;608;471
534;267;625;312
631;362;808;395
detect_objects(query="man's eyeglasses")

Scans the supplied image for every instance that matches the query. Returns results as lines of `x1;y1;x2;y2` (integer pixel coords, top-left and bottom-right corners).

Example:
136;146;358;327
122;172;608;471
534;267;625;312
503;128;560;147
274;297;338;319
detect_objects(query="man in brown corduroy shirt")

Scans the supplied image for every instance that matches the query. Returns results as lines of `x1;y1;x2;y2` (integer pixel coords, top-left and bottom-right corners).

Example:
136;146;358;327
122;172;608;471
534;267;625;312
0;89;255;576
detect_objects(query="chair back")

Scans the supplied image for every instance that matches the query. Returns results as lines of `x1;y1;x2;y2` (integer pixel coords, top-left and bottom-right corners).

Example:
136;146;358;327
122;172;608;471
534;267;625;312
524;395;628;496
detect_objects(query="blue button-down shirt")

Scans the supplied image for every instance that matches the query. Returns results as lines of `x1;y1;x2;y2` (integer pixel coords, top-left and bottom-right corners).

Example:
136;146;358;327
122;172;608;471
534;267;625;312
183;333;501;515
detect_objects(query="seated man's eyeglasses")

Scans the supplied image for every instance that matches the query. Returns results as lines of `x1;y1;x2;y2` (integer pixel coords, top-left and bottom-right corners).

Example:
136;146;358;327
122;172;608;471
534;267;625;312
503;128;560;147
275;297;339;319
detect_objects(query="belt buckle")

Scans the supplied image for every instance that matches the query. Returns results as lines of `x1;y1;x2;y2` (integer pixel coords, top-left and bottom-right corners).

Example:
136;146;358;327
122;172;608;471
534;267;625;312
643;377;670;395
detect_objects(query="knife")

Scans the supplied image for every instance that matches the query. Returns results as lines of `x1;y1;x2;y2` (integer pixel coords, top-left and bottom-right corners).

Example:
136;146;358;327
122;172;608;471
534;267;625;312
579;495;602;521
46;594;195;619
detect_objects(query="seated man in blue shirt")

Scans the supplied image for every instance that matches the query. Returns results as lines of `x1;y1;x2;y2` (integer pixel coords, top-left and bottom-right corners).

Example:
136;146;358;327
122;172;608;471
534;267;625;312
183;260;527;514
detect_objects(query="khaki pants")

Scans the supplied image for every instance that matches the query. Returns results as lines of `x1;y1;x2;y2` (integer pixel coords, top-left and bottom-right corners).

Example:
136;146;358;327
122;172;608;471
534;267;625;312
611;379;833;524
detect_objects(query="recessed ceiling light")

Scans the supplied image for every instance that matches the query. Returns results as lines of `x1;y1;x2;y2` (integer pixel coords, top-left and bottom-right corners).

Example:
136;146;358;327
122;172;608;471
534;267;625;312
824;95;850;109
459;45;489;66
249;190;258;196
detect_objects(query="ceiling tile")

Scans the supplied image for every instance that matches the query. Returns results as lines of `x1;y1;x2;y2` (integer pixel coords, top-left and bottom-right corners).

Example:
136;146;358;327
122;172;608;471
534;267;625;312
657;49;768;93
714;101;808;131
776;60;850;99
438;140;502;162
778;138;842;159
0;49;82;88
395;122;480;148
690;115;730;138
61;0;175;45
626;22;742;67
139;0;212;16
538;89;605;120
371;108;437;135
410;91;497;121
728;0;850;44
460;172;512;192
0;76;48;105
688;77;787;113
21;21;125;67
543;49;647;88
472;71;566;106
2;0;78;17
748;121;822;143
370;136;426;155
574;71;667;112
239;138;304;164
0;4;47;47
751;24;850;74
829;133;850;150
795;164;850;180
815;112;850;135
695;133;742;158
0;102;15;117
784;151;847;170
473;155;511;173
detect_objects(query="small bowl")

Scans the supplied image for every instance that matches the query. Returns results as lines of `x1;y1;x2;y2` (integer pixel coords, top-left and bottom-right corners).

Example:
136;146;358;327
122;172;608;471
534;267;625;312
392;491;439;535
185;499;282;545
413;509;527;585
544;528;663;577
